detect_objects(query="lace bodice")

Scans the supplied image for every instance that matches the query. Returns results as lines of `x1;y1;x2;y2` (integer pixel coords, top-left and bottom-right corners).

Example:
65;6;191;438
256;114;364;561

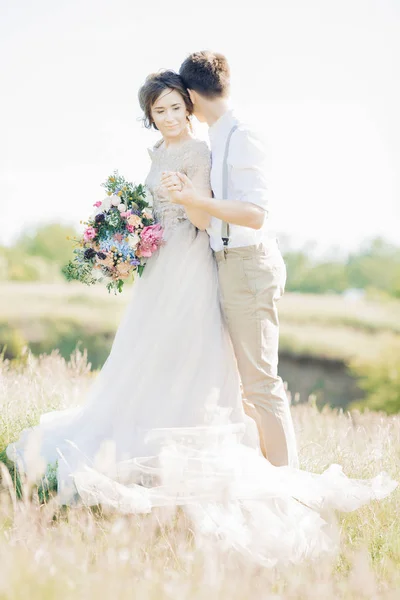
145;137;211;231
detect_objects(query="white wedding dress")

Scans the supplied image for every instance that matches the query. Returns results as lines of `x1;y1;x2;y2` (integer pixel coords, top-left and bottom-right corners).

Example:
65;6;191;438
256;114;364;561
7;137;397;567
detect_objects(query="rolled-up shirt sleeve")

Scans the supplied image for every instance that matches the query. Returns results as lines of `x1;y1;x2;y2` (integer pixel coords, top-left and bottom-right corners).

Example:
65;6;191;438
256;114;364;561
228;127;268;211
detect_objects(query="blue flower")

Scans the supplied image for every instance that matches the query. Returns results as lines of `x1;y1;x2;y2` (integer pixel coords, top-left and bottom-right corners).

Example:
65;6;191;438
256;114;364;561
99;238;114;253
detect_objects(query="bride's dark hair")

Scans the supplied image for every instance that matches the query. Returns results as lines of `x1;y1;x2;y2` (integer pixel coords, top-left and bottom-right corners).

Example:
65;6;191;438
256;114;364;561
138;70;194;130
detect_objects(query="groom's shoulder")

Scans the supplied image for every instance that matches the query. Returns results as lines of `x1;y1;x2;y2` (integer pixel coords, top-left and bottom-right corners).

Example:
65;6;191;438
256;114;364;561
233;115;266;146
230;116;267;165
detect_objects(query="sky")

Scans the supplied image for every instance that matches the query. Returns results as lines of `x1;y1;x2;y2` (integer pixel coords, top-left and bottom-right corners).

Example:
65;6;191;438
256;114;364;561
1;0;399;256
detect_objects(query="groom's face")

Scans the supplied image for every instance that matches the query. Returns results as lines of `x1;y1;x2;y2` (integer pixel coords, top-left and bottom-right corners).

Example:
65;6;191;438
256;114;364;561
188;89;207;123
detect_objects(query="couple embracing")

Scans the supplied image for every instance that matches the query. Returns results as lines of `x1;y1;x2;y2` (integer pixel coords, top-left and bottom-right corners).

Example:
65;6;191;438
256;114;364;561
7;51;396;565
146;51;298;469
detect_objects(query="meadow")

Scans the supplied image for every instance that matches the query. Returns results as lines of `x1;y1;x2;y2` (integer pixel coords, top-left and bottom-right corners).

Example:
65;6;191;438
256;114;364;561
2;281;400;411
1;282;399;598
2;282;400;364
0;348;399;599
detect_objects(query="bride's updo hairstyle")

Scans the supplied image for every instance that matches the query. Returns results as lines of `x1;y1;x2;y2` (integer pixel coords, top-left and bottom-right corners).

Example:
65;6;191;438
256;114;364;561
138;70;194;131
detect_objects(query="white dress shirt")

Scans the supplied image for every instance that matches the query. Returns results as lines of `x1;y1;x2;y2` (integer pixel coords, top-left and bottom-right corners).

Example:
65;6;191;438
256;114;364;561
207;109;274;252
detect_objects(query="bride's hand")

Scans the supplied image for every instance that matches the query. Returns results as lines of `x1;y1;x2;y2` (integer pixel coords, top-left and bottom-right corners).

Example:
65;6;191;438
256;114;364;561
161;172;182;204
161;171;196;206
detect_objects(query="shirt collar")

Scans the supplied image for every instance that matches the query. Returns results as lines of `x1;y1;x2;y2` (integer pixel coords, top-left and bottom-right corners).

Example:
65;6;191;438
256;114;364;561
208;108;237;144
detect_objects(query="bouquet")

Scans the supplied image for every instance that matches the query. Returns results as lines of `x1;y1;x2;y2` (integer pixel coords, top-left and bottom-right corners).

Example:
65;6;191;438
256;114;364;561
63;172;163;293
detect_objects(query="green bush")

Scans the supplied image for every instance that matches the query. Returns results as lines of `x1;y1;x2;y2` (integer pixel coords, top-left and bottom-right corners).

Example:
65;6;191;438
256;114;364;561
0;325;27;360
0;223;78;283
26;318;114;369
346;238;400;296
16;223;77;265
349;341;400;414
282;237;400;298
0;317;114;370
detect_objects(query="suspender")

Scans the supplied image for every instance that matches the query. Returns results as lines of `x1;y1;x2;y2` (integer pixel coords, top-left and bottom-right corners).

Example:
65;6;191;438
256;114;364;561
221;125;238;247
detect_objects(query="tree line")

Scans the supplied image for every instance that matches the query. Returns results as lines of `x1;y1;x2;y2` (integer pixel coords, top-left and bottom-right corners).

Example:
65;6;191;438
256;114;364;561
1;224;399;298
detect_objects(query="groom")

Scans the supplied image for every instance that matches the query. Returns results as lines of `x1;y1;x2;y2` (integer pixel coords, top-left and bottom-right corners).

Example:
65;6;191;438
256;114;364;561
162;51;298;468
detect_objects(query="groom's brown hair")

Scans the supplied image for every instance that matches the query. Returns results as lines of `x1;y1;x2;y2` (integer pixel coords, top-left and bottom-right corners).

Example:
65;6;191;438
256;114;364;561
179;51;230;98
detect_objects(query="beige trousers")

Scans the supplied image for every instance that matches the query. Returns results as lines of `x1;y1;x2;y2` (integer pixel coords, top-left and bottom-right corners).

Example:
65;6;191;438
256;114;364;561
215;240;299;468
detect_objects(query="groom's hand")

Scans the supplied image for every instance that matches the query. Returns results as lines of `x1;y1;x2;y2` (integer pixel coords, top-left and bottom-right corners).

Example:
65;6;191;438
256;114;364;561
161;171;197;206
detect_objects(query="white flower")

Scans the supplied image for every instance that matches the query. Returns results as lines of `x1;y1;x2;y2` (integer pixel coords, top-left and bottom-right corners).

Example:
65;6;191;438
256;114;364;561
111;195;120;207
92;269;104;281
90;199;106;219
118;203;126;212
128;233;140;248
99;196;112;212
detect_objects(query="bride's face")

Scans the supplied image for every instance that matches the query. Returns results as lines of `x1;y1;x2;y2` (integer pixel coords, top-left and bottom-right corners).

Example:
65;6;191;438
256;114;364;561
151;88;189;138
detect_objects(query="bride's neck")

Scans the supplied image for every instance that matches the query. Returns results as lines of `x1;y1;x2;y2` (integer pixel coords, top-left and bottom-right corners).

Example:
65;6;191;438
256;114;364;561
162;128;193;149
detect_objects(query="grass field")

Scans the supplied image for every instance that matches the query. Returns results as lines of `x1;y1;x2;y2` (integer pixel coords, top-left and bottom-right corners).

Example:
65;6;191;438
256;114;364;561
1;350;399;598
1;282;400;364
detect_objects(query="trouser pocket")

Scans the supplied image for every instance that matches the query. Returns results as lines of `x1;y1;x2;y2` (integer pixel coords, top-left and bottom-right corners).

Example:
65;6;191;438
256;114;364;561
241;247;286;298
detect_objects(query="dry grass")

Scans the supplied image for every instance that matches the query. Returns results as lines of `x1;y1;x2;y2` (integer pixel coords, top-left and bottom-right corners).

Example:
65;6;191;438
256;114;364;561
0;350;399;599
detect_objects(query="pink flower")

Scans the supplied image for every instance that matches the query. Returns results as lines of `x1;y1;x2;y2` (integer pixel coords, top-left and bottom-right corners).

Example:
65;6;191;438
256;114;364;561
114;233;124;242
127;225;135;233
83;226;97;242
136;223;163;258
93;201;102;208
120;211;131;218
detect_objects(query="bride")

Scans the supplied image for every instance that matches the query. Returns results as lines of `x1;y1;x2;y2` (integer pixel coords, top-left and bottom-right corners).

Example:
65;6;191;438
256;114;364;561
7;69;258;496
6;70;397;567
